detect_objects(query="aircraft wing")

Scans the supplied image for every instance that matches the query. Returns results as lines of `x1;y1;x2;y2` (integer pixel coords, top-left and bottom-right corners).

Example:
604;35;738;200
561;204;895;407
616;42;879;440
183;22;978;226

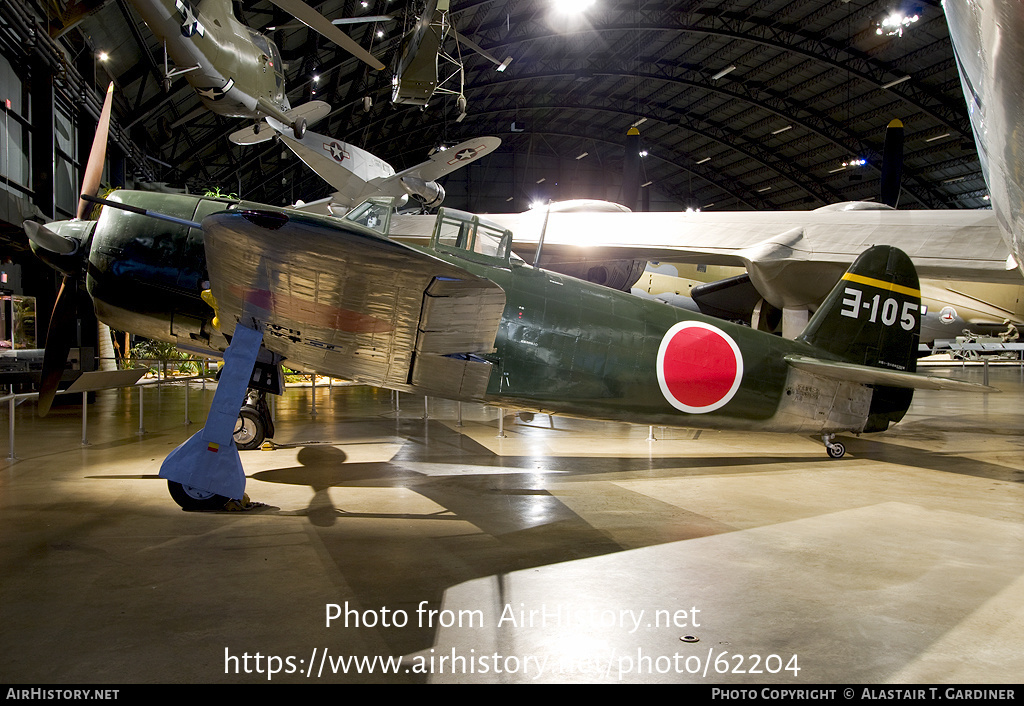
784;355;997;392
271;127;396;206
201;209;505;400
387;206;1019;311
381;137;501;184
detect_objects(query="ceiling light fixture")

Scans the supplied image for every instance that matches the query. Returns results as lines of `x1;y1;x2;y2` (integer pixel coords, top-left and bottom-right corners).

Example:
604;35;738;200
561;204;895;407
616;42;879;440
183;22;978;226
711;65;736;80
696;157;711;164
881;75;911;89
925;133;951;142
771;125;792;135
554;0;596;13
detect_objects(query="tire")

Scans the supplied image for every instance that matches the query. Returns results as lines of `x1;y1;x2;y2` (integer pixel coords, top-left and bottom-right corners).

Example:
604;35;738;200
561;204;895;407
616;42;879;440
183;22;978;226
827;442;846;459
234;407;265;450
293;117;306;139
168;481;229;511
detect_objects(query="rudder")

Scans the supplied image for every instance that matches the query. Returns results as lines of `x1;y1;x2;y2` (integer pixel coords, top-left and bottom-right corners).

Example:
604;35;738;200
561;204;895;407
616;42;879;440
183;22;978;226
798;246;921;431
799;245;921;371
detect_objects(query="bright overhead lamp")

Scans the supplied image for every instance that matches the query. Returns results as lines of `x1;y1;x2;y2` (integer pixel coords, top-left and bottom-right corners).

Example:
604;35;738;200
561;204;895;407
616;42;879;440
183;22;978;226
711;65;736;80
881;76;911;89
631;117;647;127
553;0;596;12
828;166;846;174
696;157;711;164
576;151;589;160
97;52;109;62
925;133;951;142
639;150;648;157
536;178;546;184
641;181;653;188
757;186;772;192
771;125;792;135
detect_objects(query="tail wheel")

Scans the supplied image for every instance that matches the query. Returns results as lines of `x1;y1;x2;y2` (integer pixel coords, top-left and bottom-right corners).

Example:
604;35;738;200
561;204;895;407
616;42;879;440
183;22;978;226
293;117;306;139
234;407;265;450
168;481;229;511
827;442;846;459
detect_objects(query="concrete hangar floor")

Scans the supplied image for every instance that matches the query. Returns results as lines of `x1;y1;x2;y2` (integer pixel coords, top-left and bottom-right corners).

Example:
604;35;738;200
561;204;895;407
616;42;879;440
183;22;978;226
0;363;1021;685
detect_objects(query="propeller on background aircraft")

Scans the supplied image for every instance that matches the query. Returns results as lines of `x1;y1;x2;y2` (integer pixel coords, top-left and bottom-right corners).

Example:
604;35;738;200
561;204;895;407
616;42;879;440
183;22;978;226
621;126;641;211
23;83;114;416
880;118;904;208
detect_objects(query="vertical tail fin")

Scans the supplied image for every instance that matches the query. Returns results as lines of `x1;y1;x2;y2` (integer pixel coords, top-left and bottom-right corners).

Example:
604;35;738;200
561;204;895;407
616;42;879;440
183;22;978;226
798;245;921;431
800;245;921;371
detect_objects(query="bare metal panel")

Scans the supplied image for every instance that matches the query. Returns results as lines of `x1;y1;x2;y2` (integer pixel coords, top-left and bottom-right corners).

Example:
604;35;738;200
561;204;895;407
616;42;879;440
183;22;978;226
202;211;504;390
415;277;506;354
409;353;494;400
766;368;872;434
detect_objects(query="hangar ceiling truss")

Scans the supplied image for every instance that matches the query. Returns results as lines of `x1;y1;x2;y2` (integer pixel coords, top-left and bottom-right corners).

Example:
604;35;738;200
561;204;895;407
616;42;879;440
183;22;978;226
2;0;989;214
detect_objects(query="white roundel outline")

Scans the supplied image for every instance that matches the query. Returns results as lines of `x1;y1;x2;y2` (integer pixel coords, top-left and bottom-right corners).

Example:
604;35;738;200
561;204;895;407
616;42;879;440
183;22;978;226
657;321;745;414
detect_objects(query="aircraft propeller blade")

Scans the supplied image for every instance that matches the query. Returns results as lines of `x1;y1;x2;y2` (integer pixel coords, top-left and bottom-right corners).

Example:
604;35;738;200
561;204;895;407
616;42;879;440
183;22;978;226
34;82;114;414
452;29;513;71
880;118;904;208
24;220;78;255
267;15;395;31
37;278;78;417
77;82;114;220
620;127;641;211
265;0;386;71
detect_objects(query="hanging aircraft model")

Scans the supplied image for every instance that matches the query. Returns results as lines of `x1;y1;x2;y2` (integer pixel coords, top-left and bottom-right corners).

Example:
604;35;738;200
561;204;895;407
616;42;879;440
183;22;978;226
229;117;500;211
129;0;385;139
391;0;512;118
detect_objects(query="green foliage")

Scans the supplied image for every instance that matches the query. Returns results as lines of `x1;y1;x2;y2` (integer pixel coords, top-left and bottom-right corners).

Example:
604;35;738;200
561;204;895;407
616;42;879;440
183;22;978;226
129;338;201;375
203;187;239;200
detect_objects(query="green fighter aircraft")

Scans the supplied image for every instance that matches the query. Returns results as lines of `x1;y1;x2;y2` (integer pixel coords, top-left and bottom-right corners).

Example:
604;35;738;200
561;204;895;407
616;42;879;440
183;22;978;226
131;0;384;139
25;188;994;511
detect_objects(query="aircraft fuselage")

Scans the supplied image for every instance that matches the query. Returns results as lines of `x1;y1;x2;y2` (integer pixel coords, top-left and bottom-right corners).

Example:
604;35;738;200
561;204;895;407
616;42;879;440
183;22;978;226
45;191;922;440
130;0;287;119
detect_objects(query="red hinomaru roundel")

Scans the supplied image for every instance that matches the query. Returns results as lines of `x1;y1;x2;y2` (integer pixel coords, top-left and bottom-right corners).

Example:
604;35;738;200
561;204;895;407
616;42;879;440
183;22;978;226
656;321;744;414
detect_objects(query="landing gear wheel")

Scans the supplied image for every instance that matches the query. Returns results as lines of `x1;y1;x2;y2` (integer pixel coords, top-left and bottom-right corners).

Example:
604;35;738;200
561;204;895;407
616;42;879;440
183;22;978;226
234;407;265;450
168;481;229;511
827;442;846;459
457;95;468;115
293;117;306;139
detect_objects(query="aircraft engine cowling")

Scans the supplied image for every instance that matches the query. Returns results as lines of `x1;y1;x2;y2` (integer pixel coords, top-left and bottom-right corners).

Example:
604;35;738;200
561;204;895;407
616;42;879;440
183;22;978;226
542;259;648;292
399;177;445;207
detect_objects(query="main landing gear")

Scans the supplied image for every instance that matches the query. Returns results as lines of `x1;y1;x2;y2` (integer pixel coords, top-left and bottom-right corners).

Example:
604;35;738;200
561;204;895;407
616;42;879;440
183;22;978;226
823;433;846;459
234;389;275;450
